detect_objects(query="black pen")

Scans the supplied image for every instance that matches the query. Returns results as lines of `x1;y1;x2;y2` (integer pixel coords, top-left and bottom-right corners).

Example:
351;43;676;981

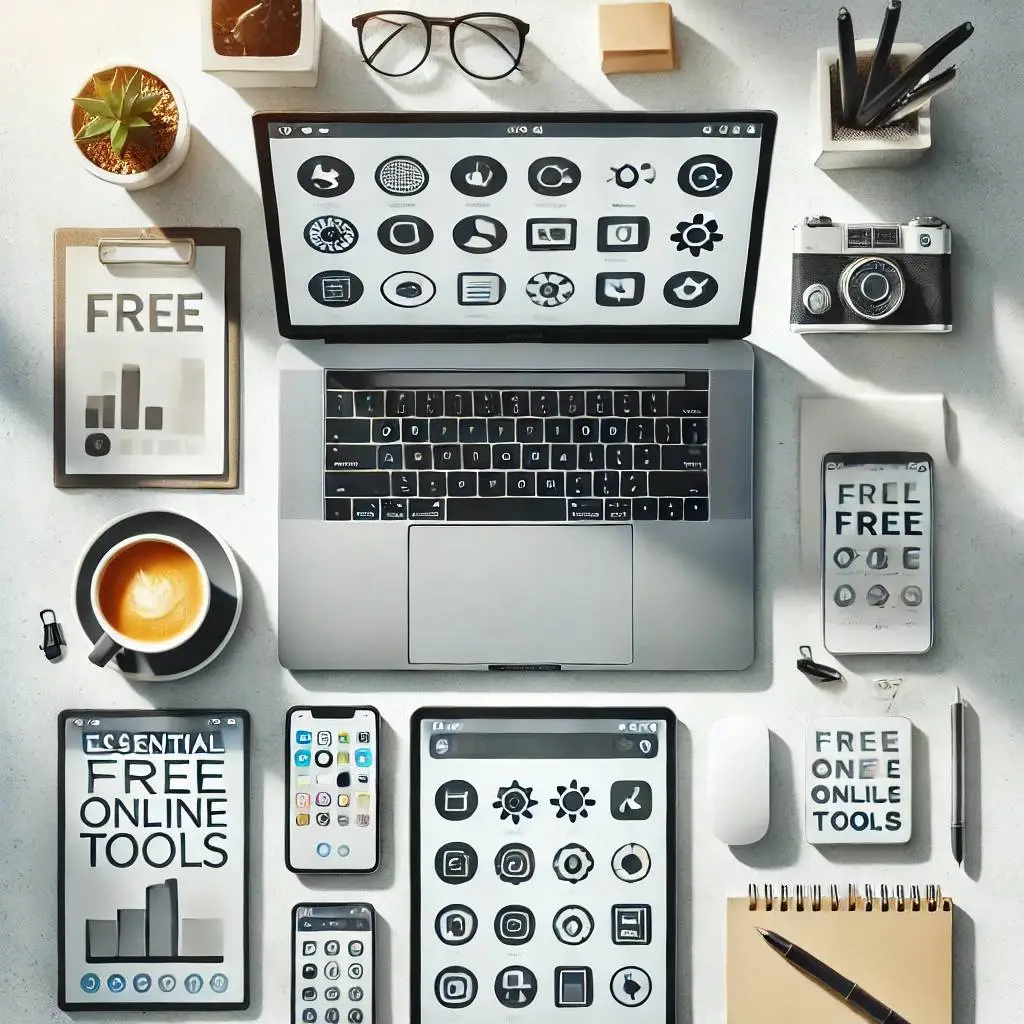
757;928;911;1024
952;684;966;865
857;0;901;120
858;20;974;127
868;65;959;128
837;8;862;125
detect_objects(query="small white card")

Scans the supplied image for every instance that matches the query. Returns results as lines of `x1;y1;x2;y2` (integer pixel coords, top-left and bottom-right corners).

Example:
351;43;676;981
805;716;912;844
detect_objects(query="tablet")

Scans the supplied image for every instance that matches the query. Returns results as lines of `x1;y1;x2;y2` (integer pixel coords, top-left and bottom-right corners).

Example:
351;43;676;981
57;710;250;1011
411;707;676;1022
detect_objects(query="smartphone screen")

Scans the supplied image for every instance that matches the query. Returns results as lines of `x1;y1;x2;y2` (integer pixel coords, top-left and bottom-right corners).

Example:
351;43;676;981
286;707;379;873
292;903;374;1024
822;452;933;654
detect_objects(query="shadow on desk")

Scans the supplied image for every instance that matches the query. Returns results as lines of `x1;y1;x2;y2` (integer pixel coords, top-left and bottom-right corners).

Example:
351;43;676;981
955;904;976;1024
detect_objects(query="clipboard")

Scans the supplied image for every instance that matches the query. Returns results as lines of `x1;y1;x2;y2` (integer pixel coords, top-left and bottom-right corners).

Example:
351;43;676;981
54;227;240;488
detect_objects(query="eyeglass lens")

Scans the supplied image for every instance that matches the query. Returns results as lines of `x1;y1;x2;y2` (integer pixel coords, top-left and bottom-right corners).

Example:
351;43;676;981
451;16;523;79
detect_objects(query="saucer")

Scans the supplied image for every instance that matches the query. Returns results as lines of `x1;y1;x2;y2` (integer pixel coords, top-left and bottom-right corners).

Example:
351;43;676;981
73;509;243;682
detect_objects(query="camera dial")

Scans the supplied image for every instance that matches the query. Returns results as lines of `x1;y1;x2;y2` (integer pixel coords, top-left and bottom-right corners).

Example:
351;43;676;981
839;257;905;320
802;283;832;315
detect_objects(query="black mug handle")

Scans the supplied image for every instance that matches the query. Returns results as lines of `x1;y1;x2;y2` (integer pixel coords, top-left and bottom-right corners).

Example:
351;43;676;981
89;632;122;667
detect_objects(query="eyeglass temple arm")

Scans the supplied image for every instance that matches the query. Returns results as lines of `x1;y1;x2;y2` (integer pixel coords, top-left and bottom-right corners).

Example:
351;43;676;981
360;16;416;65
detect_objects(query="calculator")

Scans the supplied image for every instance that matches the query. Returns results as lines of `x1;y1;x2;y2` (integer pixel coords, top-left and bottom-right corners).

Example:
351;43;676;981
411;707;676;1023
292;903;375;1024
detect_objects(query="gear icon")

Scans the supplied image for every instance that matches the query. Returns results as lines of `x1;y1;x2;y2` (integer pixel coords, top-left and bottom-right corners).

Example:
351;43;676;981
552;843;594;884
670;213;723;256
550;780;596;823
526;272;575;307
494;781;538;824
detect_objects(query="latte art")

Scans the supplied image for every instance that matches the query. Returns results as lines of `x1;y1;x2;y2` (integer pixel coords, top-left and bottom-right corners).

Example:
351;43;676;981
129;570;185;619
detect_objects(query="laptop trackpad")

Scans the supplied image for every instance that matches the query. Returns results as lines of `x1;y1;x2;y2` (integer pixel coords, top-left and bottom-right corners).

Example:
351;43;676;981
408;525;633;665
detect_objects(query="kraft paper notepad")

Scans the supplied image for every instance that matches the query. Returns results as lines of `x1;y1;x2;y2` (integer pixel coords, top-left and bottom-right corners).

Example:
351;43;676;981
727;885;952;1022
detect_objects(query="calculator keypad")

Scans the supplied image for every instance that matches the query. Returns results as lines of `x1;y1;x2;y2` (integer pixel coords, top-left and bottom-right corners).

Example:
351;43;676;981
296;934;370;1023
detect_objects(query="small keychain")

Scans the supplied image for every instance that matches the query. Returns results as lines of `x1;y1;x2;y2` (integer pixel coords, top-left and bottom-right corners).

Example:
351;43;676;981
39;609;66;662
797;645;842;683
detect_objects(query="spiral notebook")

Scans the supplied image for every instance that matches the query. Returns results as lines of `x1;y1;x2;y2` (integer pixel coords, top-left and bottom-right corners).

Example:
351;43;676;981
728;884;952;1023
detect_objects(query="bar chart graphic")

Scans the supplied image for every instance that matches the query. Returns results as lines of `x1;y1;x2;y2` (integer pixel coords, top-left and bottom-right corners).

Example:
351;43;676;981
85;878;224;963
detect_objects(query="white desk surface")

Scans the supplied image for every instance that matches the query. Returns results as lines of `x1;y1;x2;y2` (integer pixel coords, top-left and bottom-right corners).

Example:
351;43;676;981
1;1;1020;1020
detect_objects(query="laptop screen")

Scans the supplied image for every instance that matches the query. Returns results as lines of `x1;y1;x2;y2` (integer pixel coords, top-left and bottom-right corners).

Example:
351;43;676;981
253;112;776;341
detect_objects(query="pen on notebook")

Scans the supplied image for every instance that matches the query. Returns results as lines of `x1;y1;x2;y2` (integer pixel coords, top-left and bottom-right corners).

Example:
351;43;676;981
951;684;966;866
857;0;902;121
868;65;959;128
757;927;911;1024
837;7;862;125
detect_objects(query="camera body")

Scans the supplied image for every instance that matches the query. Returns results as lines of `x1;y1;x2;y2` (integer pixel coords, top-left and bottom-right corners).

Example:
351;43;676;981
790;216;952;332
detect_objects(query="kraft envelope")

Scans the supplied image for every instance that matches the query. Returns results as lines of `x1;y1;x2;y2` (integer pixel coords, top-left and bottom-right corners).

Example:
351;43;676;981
599;2;675;73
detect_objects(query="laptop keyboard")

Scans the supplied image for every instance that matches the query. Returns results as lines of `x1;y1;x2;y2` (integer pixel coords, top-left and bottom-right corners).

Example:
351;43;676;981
323;373;711;523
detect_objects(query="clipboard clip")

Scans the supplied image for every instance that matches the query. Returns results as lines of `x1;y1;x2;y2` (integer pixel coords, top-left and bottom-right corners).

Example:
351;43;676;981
97;237;196;267
797;645;843;683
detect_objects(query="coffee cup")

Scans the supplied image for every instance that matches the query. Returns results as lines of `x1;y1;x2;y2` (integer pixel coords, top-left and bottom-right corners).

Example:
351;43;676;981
88;533;210;666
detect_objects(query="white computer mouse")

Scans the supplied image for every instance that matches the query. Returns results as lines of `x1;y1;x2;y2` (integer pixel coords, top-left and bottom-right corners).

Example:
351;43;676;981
708;716;770;845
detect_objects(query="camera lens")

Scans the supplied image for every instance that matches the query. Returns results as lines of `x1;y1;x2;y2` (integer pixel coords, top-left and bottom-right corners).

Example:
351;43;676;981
839;257;905;321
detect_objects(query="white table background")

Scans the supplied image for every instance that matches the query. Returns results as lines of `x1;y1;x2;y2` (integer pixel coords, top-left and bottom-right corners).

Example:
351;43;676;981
1;0;1022;1020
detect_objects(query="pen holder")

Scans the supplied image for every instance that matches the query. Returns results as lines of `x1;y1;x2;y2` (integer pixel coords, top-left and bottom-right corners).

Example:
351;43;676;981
813;40;931;169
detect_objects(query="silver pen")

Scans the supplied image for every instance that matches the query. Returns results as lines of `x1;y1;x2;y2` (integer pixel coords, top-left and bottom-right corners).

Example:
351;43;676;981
951;685;965;866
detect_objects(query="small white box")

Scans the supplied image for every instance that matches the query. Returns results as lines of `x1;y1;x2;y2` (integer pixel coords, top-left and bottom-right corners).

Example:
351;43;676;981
813;40;931;170
200;0;321;88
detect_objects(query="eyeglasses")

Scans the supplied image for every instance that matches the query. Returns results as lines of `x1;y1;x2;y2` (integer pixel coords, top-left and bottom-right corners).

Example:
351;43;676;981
352;10;530;80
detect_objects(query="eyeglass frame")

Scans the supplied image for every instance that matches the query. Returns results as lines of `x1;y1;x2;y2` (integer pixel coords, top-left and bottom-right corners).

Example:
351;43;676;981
351;10;530;80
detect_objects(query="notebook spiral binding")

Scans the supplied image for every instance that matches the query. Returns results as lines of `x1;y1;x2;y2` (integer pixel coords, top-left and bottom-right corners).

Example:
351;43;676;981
747;883;952;913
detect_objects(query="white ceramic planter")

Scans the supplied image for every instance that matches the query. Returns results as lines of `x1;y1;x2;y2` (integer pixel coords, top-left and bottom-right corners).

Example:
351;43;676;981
71;66;191;191
201;0;321;88
813;40;932;170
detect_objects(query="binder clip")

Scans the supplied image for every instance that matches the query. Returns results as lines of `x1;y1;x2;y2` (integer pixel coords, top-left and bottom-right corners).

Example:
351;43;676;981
797;645;842;683
39;609;66;662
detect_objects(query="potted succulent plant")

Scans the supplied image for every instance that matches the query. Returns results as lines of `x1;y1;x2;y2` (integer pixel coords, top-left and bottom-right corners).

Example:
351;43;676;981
201;0;322;88
71;66;191;190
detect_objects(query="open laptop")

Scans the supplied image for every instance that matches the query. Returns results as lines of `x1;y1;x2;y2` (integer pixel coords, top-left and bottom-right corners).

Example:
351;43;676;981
253;111;776;670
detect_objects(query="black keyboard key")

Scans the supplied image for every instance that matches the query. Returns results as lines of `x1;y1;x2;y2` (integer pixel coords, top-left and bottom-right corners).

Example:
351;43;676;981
402;418;428;442
614;390;639;417
488;418;516;443
600;418;627;443
327;445;375;470
546;418;571;443
409;498;445;520
530;390;559;416
445;390;473;417
685;498;710;521
586;390;613;416
681;446;707;470
385;390;413;417
372;418;401;443
459;418;488;443
449;472;477;496
579;445;604;469
355;391;384;417
551;445;577;470
634;445;659;469
683;419;708;445
607;444;632;469
474;390;501;416
538;472;565;496
479;472;505;496
326;472;390;497
420;472;447;497
416;390;444;417
606;499;631;520
326;391;354;418
683;370;710;389
642;390;667;417
569;498;602;521
595;470;619;496
447;498;567;521
325;498;352;521
627;418;655;443
433;444;461;469
326;418;370;443
493;444;521;469
516;419;544;443
463;444;491;469
381;499;407;520
658;498;685;521
621;471;647;496
559;390;586;416
668;390;710;417
376;445;402;470
507;471;536;496
633;497;658;519
656;418;681;444
523;445;549;469
391;472;417;496
429;418;458;443
573;419;599;443
502;390;528;417
404;445;431;469
661;446;691;471
568;472;592;496
649;472;708;497
354;499;381;520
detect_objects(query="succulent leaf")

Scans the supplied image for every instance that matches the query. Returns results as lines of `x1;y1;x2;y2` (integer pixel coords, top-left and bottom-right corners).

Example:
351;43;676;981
110;122;130;156
73;66;167;160
72;96;112;117
75;116;117;141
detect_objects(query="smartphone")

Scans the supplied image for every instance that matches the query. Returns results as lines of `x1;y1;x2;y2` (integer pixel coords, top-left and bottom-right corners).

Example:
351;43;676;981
822;451;933;654
292;903;375;1024
286;707;380;873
